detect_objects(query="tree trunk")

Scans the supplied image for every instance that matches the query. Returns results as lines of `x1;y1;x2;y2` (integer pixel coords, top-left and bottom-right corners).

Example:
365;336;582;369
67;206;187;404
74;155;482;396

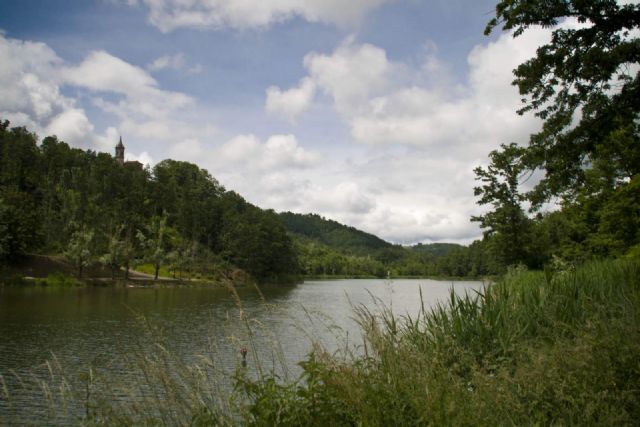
154;263;159;280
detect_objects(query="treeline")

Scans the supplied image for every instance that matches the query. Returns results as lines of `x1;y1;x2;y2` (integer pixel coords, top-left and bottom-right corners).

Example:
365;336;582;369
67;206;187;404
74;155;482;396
0;120;297;282
280;212;490;278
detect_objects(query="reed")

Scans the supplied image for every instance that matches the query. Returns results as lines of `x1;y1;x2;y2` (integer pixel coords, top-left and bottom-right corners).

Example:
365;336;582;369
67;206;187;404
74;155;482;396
239;258;640;425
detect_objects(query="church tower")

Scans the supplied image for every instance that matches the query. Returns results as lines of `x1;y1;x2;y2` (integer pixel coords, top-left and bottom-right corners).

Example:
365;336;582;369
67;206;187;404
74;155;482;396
115;137;125;165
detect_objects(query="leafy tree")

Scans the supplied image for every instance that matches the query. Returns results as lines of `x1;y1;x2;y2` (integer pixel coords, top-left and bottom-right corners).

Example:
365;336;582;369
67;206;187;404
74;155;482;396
64;228;93;278
485;0;640;206
100;227;127;280
137;214;171;280
472;143;533;269
0;198;9;263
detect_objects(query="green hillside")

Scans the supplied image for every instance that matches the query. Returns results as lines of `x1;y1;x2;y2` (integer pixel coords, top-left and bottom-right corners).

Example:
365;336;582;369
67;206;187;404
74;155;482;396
279;212;391;255
410;242;463;256
278;211;479;278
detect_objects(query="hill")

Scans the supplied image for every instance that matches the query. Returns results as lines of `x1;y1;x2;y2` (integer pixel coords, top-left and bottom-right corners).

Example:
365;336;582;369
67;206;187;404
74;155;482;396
278;212;391;255
410;242;464;256
278;212;478;278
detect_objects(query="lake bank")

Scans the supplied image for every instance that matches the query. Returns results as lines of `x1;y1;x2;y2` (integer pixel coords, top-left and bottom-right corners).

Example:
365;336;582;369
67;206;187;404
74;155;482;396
0;254;260;288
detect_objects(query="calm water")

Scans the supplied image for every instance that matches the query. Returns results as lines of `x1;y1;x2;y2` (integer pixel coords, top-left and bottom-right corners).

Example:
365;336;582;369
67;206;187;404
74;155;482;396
0;278;483;423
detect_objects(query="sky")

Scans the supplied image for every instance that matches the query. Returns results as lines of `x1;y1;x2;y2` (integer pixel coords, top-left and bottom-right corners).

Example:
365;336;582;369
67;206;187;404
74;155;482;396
0;0;557;244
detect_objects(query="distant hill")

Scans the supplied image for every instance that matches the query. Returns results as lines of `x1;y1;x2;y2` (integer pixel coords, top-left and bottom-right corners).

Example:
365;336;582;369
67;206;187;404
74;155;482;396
278;212;475;278
278;212;391;255
408;242;463;256
278;212;463;258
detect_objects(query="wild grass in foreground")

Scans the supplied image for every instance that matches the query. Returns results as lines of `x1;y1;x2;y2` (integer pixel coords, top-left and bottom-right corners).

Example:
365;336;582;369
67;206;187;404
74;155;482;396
238;259;640;425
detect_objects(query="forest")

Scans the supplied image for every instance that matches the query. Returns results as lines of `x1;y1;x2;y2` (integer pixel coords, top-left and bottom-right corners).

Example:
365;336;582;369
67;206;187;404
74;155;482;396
0;124;297;283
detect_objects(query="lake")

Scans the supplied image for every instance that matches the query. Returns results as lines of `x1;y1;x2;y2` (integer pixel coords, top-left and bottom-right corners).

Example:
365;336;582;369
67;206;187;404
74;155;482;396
0;278;484;423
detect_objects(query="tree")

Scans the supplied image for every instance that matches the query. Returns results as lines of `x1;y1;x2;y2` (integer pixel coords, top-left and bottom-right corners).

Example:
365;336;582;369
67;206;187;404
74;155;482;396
472;143;533;269
65;228;93;278
485;0;640;206
137;214;171;280
100;227;126;280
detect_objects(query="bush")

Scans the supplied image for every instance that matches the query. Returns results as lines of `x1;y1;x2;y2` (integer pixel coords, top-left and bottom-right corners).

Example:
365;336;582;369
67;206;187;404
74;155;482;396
43;272;83;287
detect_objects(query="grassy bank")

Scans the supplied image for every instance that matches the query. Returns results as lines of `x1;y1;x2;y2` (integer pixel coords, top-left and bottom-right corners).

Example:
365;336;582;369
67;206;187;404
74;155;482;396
238;259;640;425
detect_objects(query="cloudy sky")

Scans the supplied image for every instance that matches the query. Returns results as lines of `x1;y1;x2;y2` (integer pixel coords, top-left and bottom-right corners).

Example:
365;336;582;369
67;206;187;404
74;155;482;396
0;0;555;244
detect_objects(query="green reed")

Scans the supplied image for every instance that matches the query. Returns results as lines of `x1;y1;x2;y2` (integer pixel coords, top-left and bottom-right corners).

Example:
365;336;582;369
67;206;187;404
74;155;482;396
239;259;640;425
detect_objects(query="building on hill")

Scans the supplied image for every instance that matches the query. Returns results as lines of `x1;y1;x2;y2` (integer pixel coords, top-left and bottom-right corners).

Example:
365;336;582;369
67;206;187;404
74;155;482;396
115;137;125;165
114;137;143;169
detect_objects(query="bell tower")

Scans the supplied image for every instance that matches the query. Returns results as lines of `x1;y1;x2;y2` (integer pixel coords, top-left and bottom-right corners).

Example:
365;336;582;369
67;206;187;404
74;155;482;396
115;137;125;165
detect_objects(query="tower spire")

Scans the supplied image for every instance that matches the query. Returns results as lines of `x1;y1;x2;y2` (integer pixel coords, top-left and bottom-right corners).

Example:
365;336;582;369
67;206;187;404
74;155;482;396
115;136;125;165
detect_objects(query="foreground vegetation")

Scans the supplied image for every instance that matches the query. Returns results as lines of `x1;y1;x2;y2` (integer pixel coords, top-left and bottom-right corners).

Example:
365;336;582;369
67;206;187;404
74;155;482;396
235;259;640;425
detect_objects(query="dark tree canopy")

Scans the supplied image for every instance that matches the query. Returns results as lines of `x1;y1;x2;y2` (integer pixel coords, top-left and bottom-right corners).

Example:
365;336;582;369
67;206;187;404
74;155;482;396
486;0;640;205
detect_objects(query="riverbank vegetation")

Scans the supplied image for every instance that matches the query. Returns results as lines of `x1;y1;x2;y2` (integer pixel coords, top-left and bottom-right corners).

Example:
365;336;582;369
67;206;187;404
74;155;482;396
236;259;640;425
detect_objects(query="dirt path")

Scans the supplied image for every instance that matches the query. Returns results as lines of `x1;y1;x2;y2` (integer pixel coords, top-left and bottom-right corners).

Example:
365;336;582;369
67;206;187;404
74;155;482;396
122;268;178;281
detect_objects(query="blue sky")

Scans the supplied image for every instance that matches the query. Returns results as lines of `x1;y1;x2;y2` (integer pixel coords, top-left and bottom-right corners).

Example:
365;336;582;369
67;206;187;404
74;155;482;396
0;0;553;244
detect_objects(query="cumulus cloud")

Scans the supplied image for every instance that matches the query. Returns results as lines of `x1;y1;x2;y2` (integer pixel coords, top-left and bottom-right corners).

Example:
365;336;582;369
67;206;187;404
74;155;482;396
129;0;391;32
63;50;193;120
304;38;396;116
148;53;185;71
62;50;216;146
266;77;316;123
0;32;214;159
147;53;203;74
0;34;97;147
210;133;321;171
281;31;550;154
253;29;558;243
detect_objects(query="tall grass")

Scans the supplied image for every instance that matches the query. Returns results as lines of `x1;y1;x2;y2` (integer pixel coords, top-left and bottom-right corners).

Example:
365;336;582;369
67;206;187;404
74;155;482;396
238;259;640;425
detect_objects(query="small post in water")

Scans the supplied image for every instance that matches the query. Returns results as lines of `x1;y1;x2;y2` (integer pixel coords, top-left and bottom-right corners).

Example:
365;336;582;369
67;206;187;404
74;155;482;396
240;347;248;367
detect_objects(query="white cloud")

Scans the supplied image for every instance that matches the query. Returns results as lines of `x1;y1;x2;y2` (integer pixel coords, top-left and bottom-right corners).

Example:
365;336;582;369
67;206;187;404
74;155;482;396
304;38;395;116
0;34;96;147
212;133;321;170
63;50;193;120
63;50;157;94
266;77;316;123
132;0;391;32
125;150;154;167
148;53;185;71
0;33;214;157
290;31;550;153
45;109;96;147
147;53;203;74
250;29;560;243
